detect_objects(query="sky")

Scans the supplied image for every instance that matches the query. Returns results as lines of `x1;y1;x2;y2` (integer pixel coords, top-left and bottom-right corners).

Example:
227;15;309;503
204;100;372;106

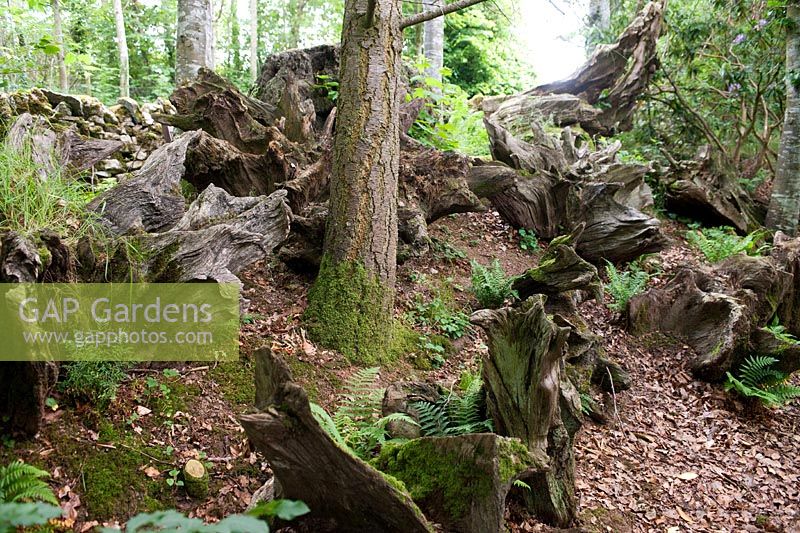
513;0;589;84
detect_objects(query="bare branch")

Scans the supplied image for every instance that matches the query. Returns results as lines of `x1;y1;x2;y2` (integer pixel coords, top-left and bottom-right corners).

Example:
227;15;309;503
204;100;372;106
400;0;489;29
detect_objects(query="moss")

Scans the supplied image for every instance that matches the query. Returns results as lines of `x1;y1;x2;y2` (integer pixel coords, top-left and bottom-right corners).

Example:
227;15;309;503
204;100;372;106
286;357;321;401
374;440;493;520
497;437;535;482
304;256;396;365
209;358;255;407
81;446;174;519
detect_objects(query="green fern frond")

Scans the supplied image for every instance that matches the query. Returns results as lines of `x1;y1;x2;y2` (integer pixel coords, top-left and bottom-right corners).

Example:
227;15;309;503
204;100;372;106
0;461;57;505
725;356;800;408
738;356;783;388
310;403;347;448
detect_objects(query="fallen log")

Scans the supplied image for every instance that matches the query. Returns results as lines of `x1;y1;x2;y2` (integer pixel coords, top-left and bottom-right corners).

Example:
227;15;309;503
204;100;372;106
569;182;666;263
660;147;761;232
513;241;601;299
7;113;123;177
162;68;278;154
240;347;432;533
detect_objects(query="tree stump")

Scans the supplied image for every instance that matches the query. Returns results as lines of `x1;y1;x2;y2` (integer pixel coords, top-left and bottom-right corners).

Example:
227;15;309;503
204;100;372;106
240;348;432;532
374;434;546;533
471;295;580;527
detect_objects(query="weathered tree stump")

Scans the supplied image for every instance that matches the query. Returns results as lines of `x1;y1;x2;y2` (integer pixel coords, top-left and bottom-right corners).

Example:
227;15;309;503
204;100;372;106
471;295;580;527
628;243;800;380
240;348;432;532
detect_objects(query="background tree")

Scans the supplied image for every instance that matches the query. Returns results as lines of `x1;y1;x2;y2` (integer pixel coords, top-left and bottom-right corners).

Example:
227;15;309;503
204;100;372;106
176;0;214;85
424;0;445;84
250;0;258;82
112;0;129;98
52;0;68;91
766;3;800;235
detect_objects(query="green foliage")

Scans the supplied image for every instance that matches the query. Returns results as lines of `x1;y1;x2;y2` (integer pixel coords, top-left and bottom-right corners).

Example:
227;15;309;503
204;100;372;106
310;367;417;460
0;502;62;532
313;74;339;102
592;0;785;178
430;238;467;263
248;499;310;522
97;509;269;533
470;259;517;309
0;132;97;238
411;373;493;437
724;356;800;408
407;60;490;157
441;2;532;96
517;228;539;253
685;226;769;263
0;460;57;505
58;361;132;408
603;260;651;312
765;317;800;345
406;294;470;340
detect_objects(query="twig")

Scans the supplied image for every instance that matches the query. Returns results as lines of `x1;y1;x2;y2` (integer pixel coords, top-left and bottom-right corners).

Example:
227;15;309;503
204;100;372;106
606;366;624;429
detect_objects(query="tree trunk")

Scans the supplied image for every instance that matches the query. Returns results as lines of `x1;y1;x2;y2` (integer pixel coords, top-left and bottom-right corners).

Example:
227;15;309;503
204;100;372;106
423;0;444;85
52;0;68;91
304;0;403;364
588;0;611;32
249;0;258;82
176;0;214;85
287;0;308;49
766;5;800;235
112;0;130;98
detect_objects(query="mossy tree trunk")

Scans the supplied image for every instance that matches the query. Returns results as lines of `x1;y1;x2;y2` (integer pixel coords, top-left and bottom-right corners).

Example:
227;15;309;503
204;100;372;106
304;0;403;364
766;4;800;235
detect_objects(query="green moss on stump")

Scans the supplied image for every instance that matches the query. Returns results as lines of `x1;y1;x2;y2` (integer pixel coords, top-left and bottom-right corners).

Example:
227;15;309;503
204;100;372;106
305;257;396;365
375;440;492;520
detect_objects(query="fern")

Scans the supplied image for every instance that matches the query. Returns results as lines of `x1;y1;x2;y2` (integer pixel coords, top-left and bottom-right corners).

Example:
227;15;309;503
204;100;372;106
0;461;58;505
470;259;518;309
765;317;800;346
411;375;493;437
603;260;650;312
685;226;769;263
311;368;417;460
724;355;800;408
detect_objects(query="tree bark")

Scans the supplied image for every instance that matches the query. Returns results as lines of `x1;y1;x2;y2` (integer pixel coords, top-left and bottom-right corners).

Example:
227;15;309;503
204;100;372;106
176;0;214;85
52;0;68;92
304;0;403;364
766;5;800;235
249;0;258;82
422;0;444;85
112;0;129;98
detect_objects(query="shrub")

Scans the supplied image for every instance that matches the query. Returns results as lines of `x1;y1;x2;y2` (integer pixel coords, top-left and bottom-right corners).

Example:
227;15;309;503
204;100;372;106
470;259;517;309
310;367;416;459
685;226;769;263
517;228;539;253
58;361;132;408
603;260;650;312
0;460;58;504
411;371;493;437
724;355;800;408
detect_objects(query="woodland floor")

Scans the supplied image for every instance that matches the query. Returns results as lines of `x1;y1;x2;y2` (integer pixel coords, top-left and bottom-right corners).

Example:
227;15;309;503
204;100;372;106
2;209;800;532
